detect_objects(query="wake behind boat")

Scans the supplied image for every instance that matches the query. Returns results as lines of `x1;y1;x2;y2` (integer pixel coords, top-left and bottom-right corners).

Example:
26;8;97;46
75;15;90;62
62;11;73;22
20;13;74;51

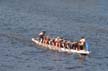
32;37;90;55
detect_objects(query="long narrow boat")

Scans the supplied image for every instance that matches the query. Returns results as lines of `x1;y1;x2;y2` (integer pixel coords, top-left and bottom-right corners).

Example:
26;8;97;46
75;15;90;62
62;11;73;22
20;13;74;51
32;38;90;55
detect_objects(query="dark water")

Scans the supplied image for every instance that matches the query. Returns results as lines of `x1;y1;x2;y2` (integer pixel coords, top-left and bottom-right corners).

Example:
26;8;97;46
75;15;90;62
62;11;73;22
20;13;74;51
0;0;108;71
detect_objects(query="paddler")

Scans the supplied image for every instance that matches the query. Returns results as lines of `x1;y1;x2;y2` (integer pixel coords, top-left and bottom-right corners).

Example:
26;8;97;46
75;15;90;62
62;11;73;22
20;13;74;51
55;36;61;47
44;36;50;44
38;31;46;42
79;36;86;50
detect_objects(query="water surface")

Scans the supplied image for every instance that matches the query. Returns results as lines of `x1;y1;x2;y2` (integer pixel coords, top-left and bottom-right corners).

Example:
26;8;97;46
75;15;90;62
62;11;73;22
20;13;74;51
0;0;108;71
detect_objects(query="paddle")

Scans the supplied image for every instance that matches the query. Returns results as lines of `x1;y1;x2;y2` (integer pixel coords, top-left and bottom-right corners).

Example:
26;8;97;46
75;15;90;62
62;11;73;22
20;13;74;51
85;42;90;51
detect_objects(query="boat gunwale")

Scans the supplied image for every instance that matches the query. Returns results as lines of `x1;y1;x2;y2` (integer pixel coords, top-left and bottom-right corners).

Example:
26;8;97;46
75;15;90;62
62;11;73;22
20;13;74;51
32;38;90;54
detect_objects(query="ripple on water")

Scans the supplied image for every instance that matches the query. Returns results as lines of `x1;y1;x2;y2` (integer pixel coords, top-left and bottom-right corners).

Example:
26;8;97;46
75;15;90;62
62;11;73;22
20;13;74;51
40;66;55;70
0;64;15;71
21;49;48;56
65;66;83;70
4;54;23;60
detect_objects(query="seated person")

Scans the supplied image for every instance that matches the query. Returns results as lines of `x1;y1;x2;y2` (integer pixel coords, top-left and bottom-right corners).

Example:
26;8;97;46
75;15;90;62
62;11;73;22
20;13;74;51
78;37;86;50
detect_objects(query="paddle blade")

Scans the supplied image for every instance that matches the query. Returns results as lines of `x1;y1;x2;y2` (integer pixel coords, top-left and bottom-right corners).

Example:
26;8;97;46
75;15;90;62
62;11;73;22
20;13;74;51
86;42;90;51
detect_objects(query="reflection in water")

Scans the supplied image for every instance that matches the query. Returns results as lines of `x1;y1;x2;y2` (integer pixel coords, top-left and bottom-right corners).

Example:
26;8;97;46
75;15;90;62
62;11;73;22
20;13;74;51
51;52;64;61
78;54;86;62
51;51;89;63
76;54;90;63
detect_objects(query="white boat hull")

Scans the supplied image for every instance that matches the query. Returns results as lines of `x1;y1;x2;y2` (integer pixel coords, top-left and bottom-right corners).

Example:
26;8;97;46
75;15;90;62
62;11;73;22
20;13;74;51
32;38;90;55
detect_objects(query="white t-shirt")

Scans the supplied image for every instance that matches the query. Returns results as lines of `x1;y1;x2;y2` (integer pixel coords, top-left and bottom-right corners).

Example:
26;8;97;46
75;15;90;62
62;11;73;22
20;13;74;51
39;32;43;36
80;38;85;45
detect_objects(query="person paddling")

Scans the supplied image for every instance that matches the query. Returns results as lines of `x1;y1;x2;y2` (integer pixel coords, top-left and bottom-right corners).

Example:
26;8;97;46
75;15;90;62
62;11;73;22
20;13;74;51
79;37;86;50
38;31;46;42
